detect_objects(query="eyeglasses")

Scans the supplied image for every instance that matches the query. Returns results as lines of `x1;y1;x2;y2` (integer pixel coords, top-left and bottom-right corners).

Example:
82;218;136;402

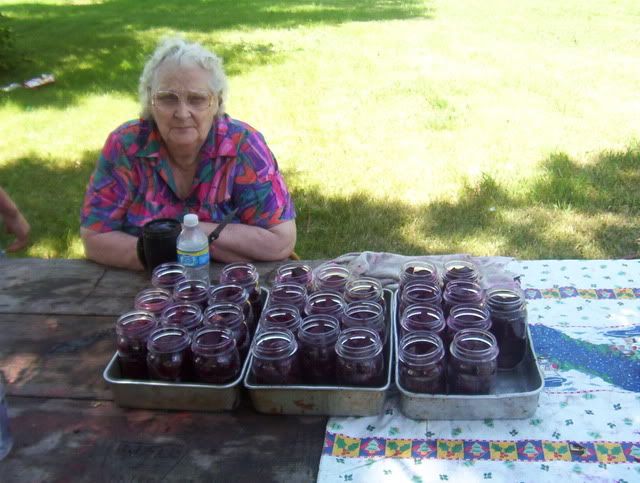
151;89;214;112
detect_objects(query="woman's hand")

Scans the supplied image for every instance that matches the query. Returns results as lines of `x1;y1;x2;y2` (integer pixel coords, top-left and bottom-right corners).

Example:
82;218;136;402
0;187;31;252
3;209;30;252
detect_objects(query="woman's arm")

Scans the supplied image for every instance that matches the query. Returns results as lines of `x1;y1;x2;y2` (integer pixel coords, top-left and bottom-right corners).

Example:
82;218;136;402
200;219;296;263
80;227;144;270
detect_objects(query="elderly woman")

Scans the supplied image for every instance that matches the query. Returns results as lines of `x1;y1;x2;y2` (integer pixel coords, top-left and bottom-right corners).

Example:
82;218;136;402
81;37;296;270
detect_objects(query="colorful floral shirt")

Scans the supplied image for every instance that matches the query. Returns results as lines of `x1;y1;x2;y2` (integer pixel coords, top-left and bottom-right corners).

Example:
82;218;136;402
81;114;295;236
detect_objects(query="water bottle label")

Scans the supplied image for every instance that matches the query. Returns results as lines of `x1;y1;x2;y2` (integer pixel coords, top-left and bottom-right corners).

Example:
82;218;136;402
177;247;210;268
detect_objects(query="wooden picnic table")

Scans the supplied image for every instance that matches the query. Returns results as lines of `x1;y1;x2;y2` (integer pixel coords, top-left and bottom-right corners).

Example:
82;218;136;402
0;258;327;481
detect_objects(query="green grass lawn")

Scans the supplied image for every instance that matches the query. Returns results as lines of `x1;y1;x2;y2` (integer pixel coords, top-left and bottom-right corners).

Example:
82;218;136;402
1;0;638;260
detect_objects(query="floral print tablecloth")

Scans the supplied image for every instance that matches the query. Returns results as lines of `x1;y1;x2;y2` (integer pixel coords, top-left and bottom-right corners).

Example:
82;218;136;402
317;260;640;482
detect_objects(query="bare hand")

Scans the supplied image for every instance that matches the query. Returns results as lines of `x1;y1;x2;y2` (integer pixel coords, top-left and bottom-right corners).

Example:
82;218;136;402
4;210;30;252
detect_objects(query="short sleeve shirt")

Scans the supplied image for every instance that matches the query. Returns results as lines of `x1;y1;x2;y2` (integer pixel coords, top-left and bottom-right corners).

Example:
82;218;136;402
81;114;295;236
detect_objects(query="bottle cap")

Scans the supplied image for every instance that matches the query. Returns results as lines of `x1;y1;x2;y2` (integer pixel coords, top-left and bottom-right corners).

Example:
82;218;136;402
184;214;199;227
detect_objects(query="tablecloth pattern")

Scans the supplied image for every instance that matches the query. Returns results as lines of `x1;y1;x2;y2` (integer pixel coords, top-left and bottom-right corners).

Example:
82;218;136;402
317;260;640;482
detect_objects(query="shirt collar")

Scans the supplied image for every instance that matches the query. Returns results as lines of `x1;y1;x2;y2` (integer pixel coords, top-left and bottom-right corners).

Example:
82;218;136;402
134;114;238;160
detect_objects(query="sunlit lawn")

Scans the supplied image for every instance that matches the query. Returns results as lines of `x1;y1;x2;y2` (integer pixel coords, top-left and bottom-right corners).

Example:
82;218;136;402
0;0;639;260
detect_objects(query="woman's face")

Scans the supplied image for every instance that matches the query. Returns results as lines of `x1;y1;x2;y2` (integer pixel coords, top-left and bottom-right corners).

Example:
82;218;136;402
151;62;217;159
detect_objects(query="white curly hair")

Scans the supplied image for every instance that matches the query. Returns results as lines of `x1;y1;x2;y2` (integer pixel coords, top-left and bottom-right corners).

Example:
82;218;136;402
138;36;229;120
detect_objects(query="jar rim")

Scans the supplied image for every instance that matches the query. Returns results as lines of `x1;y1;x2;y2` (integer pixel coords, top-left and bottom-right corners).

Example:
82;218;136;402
298;315;340;344
160;302;203;329
271;282;307;297
220;262;259;283
152;262;186;275
204;302;244;327
261;304;301;331
147;327;190;353
208;283;248;300
192;327;236;354
345;277;383;290
135;287;173;302
486;287;525;309
398;331;445;365
317;263;351;276
276;262;312;276
344;300;384;316
450;328;498;361
251;328;297;360
335;327;383;360
116;310;157;336
400;260;439;280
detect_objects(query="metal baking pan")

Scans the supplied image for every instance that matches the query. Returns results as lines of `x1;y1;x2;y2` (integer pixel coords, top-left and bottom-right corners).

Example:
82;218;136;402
243;289;394;416
394;291;544;420
103;287;268;412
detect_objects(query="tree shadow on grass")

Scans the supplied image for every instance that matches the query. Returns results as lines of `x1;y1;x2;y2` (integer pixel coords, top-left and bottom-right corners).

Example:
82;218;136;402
1;0;434;109
2;144;637;260
290;145;640;259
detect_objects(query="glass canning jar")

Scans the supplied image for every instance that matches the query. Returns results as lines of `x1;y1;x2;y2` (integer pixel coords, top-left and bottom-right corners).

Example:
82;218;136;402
173;279;209;311
219;262;260;308
486;287;528;369
151;262;187;291
160;302;203;335
442;259;480;287
191;327;241;384
250;328;300;384
304;291;346;319
146;326;191;382
398;331;446;394
341;301;386;344
204;302;249;358
208;283;255;332
269;282;307;314
444;304;491;351
314;263;351;295
116;310;158;379
297;314;340;384
134;287;173;317
448;328;499;395
398;280;442;315
442;279;485;317
399;304;446;339
344;277;385;310
275;262;314;292
399;260;440;291
259;304;302;336
335;327;384;387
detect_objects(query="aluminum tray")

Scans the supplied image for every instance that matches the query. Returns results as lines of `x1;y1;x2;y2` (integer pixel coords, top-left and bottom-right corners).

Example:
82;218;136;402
102;287;268;412
394;291;544;420
243;289;394;416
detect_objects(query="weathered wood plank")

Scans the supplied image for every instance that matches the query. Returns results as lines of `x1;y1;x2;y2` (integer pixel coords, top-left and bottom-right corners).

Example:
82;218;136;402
0;314;114;399
3;396;326;482
0;258;325;316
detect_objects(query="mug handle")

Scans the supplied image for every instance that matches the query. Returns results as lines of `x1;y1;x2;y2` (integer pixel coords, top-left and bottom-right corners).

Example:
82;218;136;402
136;235;147;270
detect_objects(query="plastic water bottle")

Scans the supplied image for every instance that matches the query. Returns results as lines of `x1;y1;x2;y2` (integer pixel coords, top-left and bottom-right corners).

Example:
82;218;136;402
177;214;210;284
0;380;13;461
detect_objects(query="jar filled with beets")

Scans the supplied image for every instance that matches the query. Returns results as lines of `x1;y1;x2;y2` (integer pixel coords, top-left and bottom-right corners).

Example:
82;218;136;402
146;326;191;382
398;331;446;394
335;327;385;387
191;327;241;384
448;328;498;395
116;310;158;379
297;314;340;384
250;328;300;385
486;287;528;369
